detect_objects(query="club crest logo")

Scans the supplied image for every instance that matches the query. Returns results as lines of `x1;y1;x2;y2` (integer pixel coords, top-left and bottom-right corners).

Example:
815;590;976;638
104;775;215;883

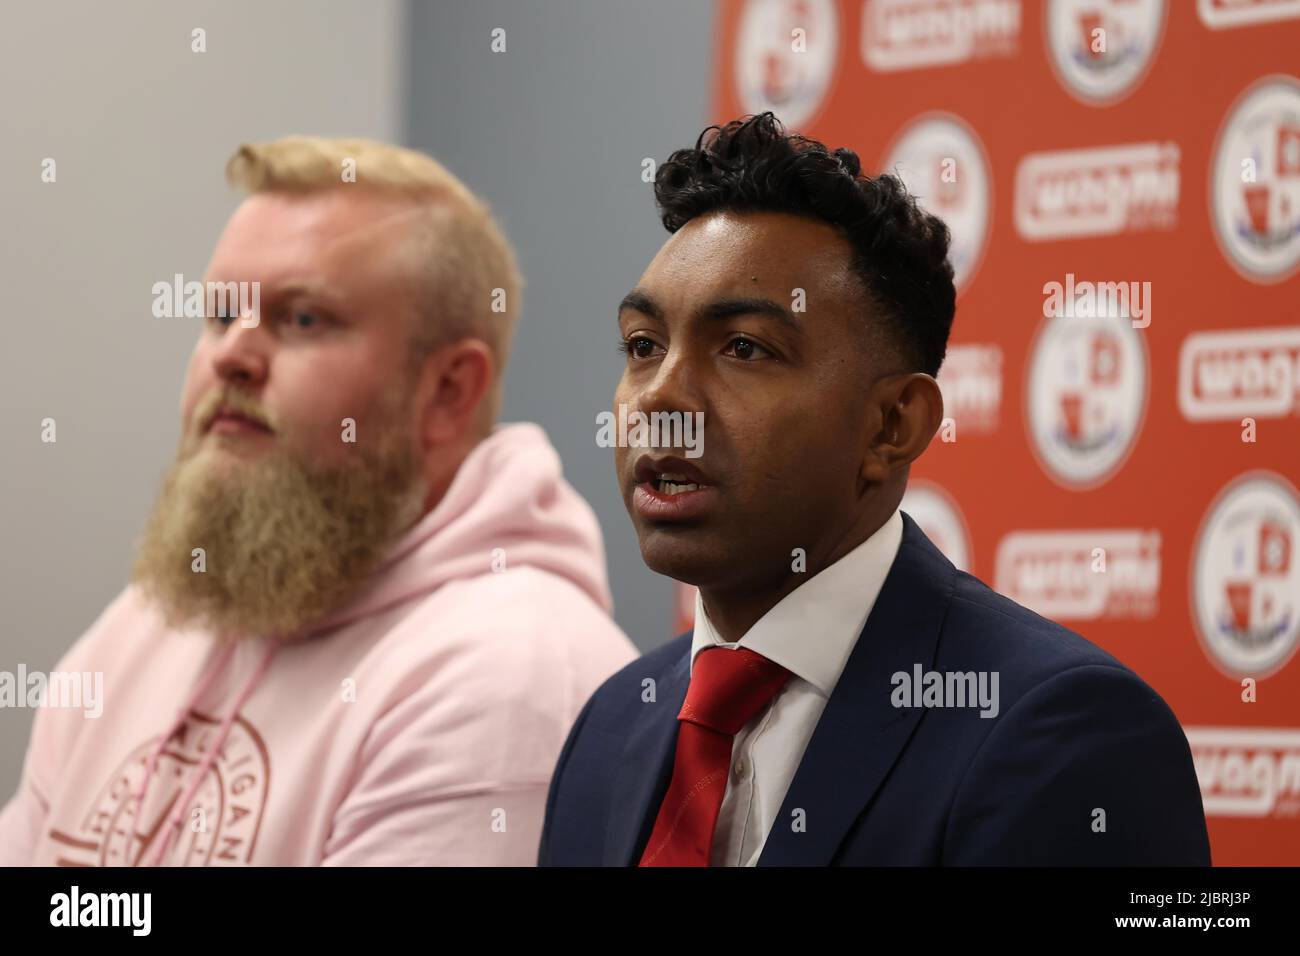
1025;305;1149;490
901;481;972;572
1044;0;1166;105
1191;473;1300;679
735;0;840;129
881;113;992;293
1210;75;1300;283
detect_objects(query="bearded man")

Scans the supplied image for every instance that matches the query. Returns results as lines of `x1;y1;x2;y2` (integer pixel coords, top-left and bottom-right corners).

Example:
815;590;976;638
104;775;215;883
0;137;635;866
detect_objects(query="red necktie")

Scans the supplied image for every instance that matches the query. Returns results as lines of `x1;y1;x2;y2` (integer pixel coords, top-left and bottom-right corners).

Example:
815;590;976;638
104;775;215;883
639;646;792;867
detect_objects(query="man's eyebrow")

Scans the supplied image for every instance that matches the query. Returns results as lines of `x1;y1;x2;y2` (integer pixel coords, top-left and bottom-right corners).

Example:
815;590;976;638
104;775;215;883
618;291;802;331
273;281;344;304
699;296;801;331
202;277;343;305
617;289;661;321
240;280;349;316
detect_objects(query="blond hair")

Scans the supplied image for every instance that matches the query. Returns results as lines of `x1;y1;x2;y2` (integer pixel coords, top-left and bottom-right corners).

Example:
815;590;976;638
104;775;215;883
225;136;522;428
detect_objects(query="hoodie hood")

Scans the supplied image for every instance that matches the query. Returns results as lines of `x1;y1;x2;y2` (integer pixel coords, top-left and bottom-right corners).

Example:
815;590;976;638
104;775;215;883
309;420;614;635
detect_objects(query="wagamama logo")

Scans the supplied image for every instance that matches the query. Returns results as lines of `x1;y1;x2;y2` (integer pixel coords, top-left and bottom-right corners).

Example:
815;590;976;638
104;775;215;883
861;0;1020;72
994;529;1160;620
1014;141;1180;241
1197;0;1300;32
1177;326;1300;421
1187;727;1300;818
936;343;1002;435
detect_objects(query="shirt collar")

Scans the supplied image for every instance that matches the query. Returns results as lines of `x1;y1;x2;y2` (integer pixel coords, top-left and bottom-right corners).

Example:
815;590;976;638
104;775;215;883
689;506;904;698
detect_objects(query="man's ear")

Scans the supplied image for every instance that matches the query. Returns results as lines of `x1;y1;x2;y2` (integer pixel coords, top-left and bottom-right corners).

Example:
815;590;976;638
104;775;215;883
860;373;945;484
417;338;495;449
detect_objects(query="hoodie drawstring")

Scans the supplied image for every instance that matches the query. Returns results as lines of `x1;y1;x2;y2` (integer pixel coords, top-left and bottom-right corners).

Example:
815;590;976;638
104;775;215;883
133;640;279;866
134;641;236;806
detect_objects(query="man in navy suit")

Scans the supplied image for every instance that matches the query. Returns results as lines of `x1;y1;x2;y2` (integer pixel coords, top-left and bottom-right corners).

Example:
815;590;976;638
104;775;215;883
539;113;1210;866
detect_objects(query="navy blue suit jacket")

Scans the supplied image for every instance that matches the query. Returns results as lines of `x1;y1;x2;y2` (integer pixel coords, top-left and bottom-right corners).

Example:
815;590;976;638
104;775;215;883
539;512;1211;865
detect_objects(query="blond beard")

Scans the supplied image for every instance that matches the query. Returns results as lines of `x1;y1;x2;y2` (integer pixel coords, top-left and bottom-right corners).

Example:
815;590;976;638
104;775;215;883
130;383;426;640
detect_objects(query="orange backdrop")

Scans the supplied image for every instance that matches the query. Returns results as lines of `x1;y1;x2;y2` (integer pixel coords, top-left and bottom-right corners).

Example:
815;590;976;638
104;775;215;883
689;0;1300;865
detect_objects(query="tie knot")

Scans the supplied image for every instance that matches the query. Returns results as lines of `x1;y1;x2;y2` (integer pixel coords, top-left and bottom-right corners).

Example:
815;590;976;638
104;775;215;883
679;646;792;736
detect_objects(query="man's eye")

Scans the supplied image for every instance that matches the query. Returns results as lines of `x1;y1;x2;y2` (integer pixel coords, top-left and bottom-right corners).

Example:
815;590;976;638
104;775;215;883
617;336;659;359
723;336;771;361
280;310;322;331
208;313;236;328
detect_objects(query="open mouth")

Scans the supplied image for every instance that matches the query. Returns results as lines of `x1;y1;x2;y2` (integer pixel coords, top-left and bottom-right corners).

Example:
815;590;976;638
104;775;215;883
651;472;705;496
632;458;718;521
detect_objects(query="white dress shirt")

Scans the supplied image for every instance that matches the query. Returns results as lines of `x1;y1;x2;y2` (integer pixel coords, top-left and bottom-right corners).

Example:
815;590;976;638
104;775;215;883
690;506;904;866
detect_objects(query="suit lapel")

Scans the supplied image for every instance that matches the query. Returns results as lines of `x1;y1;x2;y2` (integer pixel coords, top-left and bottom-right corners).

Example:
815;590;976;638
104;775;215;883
758;511;955;865
602;646;691;866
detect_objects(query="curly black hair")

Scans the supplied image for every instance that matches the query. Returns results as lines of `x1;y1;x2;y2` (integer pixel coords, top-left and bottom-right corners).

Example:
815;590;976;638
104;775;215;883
654;113;956;377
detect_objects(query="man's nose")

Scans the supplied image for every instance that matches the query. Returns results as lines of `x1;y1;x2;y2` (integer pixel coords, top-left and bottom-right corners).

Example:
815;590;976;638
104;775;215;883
635;345;703;417
210;317;270;387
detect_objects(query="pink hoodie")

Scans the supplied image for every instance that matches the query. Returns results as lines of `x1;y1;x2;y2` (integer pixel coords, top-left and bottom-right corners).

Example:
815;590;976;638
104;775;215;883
0;423;636;866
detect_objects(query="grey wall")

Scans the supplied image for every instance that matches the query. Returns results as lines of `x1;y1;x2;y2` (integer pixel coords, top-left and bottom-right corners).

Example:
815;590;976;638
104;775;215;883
405;1;715;651
0;0;714;796
0;0;404;792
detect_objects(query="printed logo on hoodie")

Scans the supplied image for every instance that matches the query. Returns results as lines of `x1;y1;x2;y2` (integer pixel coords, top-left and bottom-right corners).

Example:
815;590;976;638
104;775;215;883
47;710;269;866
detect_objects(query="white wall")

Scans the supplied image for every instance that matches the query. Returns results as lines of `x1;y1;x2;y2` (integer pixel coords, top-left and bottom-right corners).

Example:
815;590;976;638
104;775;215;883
0;0;405;790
